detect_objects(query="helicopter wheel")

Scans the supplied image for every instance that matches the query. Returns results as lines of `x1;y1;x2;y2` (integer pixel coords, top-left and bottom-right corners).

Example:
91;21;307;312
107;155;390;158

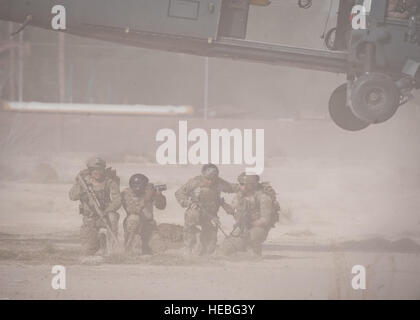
328;84;370;131
350;73;400;124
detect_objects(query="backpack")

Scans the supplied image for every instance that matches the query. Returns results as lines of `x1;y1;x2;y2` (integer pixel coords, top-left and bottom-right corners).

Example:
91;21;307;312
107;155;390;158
259;182;281;228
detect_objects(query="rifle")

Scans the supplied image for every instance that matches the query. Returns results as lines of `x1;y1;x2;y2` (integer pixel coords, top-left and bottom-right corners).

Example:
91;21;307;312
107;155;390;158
189;195;238;249
223;199;251;237
231;212;251;236
77;174;119;244
153;184;167;192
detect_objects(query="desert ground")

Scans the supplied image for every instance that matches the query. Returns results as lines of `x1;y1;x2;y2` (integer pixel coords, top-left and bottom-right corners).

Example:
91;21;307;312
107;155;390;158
0;102;420;300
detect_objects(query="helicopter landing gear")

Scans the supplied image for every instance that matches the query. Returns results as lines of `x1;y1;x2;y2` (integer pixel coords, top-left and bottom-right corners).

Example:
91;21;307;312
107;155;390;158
350;73;400;124
329;83;370;131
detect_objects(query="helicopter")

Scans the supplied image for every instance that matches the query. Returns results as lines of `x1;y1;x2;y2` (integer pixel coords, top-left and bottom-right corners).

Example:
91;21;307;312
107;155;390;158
0;0;419;131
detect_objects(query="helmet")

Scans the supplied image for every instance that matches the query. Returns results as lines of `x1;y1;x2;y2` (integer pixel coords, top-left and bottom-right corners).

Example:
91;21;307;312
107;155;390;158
129;174;149;193
201;164;219;180
86;157;106;170
237;172;260;185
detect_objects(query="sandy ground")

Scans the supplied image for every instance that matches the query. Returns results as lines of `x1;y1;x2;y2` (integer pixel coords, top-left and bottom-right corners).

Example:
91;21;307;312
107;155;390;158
0;252;420;300
0;158;419;300
0;108;420;299
0;237;419;299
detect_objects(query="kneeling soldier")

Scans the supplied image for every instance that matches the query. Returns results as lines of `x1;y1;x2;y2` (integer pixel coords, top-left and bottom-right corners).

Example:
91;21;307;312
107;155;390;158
122;173;167;254
219;172;279;256
69;157;121;256
175;164;238;255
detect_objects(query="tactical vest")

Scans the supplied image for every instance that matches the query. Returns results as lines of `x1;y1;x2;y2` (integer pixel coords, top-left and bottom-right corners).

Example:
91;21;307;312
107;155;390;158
191;179;223;215
79;168;120;213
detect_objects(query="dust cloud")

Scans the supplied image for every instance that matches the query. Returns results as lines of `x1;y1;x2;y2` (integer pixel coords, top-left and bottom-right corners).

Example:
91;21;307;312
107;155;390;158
0;1;420;299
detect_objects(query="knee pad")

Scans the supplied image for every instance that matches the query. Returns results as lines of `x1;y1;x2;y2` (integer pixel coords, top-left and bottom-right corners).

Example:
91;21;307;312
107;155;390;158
80;225;100;255
82;216;97;228
107;211;120;225
183;227;199;246
185;208;200;226
249;227;268;244
125;215;140;234
80;223;97;239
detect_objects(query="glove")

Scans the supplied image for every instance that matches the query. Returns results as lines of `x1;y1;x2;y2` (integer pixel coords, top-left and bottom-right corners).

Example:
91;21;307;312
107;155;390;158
186;199;200;210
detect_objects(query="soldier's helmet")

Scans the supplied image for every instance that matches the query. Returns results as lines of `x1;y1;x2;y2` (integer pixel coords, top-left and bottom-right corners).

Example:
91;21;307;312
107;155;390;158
129;173;149;193
237;172;260;185
201;163;219;180
86;157;106;170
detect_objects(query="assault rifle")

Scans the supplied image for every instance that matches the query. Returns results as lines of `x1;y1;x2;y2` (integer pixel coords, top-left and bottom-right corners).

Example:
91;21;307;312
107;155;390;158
220;198;251;236
77;173;119;244
188;195;239;250
153;184;167;192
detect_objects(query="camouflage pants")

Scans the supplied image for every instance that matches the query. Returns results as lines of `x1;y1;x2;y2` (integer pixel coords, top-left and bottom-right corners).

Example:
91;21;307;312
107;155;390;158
219;226;269;256
80;211;119;255
123;214;158;254
184;208;217;255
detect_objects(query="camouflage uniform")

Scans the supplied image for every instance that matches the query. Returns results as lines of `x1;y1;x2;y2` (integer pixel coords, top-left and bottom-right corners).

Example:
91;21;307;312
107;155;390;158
387;0;417;19
69;160;121;255
175;173;237;255
219;175;275;256
121;184;166;254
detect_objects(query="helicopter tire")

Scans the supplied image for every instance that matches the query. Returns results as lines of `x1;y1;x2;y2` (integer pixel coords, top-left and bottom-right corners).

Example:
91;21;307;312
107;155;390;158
350;73;400;124
329;84;370;131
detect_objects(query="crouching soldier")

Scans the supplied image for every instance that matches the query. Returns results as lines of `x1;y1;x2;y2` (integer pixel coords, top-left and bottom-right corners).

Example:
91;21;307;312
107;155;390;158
175;164;238;256
122;174;167;254
219;172;280;256
69;157;121;256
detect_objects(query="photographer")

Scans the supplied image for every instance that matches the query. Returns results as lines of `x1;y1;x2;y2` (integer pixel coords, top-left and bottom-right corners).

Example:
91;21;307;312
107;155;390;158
121;173;167;254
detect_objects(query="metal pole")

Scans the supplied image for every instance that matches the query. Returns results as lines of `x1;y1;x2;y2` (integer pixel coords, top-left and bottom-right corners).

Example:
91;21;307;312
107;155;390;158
57;32;66;154
204;57;209;120
8;22;16;101
17;30;23;102
67;63;73;103
58;32;66;103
